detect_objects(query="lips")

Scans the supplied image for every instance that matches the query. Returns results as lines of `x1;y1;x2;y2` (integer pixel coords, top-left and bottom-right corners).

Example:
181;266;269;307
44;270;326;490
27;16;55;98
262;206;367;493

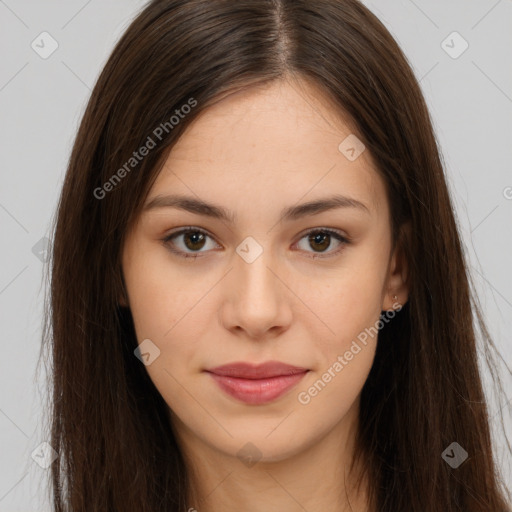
205;361;309;405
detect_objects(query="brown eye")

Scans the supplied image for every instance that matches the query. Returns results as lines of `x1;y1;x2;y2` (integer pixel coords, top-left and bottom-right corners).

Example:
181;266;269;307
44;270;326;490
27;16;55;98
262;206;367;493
163;227;218;259
163;226;349;260
308;232;330;252
182;231;206;251
296;229;349;258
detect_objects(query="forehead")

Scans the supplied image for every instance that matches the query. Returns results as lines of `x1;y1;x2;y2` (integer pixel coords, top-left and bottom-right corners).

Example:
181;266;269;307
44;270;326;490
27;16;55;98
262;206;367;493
150;78;386;217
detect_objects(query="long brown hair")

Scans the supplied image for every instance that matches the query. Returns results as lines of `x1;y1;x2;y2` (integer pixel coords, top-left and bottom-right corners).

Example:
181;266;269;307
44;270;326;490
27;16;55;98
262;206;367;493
40;0;512;510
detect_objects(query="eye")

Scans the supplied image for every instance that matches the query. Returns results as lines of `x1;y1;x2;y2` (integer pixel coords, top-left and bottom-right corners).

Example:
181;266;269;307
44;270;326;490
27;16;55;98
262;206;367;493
294;228;349;259
162;227;350;260
162;227;219;259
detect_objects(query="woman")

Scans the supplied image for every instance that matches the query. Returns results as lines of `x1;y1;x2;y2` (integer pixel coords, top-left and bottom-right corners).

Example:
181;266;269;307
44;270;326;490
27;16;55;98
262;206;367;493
42;0;512;510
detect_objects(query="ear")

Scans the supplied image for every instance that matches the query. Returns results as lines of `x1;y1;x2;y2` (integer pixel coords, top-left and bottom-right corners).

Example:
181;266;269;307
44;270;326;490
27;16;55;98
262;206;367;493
382;221;410;311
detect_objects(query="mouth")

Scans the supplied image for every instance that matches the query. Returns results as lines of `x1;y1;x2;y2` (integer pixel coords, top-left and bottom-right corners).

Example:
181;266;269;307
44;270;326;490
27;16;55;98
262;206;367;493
204;361;310;405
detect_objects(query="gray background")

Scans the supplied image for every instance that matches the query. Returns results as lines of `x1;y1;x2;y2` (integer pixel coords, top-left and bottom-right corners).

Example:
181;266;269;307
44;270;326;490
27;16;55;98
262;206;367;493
1;0;511;509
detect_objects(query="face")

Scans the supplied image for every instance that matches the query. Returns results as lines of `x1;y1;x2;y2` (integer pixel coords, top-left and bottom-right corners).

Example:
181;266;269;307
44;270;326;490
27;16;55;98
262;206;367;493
121;77;408;465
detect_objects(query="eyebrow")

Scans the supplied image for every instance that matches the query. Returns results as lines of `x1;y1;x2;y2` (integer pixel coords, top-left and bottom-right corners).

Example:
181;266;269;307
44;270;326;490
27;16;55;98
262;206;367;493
143;193;371;223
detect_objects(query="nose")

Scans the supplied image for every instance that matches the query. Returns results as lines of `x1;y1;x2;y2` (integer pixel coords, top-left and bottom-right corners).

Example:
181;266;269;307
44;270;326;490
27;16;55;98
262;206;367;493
219;248;293;340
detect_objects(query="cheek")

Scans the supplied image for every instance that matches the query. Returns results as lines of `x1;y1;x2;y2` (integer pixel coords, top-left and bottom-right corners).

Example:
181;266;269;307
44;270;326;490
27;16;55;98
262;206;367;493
295;260;386;353
295;275;382;418
123;244;197;339
296;347;374;441
292;257;385;408
123;248;215;387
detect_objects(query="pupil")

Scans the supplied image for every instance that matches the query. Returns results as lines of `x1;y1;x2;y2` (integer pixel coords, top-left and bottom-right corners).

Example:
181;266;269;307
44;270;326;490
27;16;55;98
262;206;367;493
309;232;330;251
185;231;205;250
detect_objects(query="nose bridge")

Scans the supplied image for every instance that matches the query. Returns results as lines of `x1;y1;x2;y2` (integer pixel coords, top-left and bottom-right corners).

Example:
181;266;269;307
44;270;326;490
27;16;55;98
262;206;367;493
224;238;291;335
235;241;281;307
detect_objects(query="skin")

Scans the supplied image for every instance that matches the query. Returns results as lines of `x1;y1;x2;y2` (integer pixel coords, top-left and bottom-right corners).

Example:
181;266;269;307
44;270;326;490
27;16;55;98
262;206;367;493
121;75;409;512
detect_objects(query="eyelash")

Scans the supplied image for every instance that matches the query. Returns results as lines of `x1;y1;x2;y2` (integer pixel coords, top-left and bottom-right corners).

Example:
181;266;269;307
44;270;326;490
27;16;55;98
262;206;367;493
162;226;350;260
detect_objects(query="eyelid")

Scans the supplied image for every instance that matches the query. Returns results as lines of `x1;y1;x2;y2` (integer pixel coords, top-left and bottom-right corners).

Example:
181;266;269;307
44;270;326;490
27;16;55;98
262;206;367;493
292;227;350;259
162;226;350;259
162;226;219;259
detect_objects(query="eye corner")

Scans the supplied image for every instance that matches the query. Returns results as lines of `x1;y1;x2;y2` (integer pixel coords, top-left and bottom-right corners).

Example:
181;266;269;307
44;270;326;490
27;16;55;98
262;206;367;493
294;227;350;259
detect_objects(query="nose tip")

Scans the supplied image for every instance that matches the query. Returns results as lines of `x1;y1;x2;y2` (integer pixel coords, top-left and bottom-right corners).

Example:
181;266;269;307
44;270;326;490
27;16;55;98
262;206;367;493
220;247;293;338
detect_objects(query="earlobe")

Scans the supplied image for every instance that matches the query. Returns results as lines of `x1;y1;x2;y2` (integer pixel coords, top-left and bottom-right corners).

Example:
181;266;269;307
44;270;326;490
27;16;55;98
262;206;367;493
382;221;411;311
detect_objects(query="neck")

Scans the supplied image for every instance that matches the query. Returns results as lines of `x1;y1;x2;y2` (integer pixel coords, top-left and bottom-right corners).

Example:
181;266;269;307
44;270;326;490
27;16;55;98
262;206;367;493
174;403;372;512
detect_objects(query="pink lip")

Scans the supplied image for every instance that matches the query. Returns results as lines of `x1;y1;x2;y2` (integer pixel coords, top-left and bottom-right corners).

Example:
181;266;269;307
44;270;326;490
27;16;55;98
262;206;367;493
205;361;309;405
